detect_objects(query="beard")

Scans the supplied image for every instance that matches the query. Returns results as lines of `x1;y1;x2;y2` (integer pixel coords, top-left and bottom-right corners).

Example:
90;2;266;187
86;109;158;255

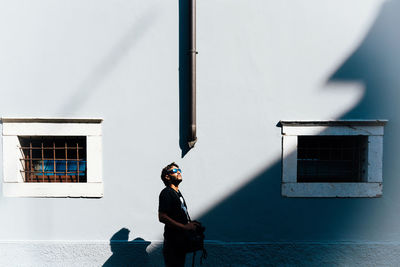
169;176;182;186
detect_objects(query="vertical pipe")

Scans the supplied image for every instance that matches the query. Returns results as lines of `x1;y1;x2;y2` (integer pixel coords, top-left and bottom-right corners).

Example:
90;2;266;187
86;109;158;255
188;0;197;148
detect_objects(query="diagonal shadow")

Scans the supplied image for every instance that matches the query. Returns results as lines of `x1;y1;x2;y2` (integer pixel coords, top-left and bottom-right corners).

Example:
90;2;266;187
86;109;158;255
181;0;399;264
330;0;400;201
58;8;159;116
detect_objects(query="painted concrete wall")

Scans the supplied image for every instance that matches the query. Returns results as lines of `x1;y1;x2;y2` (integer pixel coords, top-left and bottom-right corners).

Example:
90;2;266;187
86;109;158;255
1;0;400;265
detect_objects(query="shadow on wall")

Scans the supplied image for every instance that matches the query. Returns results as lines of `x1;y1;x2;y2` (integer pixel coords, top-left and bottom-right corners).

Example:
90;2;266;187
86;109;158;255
58;8;158;116
141;1;400;265
188;0;400;262
103;228;151;267
330;0;400;201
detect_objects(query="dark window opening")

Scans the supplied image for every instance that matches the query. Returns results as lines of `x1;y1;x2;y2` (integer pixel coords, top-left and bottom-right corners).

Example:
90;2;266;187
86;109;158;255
19;136;87;183
297;135;368;183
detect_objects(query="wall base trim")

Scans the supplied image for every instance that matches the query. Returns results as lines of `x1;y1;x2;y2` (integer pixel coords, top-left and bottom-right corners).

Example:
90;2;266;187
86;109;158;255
0;241;399;266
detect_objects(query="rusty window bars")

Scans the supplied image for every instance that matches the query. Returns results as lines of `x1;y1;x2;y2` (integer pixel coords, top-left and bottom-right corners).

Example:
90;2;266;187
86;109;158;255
18;136;87;183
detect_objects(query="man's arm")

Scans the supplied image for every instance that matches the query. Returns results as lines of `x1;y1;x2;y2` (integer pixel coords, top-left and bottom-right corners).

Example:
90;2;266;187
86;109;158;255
158;212;199;231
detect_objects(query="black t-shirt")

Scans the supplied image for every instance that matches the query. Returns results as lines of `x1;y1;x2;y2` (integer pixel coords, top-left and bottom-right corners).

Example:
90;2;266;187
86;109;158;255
158;187;190;242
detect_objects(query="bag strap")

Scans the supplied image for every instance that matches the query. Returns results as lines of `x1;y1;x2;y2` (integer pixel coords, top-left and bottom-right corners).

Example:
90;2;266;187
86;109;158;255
173;189;192;222
192;251;196;267
200;248;208;265
174;189;208;266
192;248;208;266
180;191;192;221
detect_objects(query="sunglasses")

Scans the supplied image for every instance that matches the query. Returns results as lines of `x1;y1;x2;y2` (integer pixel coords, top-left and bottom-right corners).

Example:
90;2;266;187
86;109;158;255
168;168;182;174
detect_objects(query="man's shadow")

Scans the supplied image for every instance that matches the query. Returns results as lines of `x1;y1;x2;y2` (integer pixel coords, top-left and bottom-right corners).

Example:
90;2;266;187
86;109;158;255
103;228;151;267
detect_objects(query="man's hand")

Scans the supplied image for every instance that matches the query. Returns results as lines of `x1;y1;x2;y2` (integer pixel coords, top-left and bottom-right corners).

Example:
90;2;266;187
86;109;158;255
159;212;201;231
183;221;200;231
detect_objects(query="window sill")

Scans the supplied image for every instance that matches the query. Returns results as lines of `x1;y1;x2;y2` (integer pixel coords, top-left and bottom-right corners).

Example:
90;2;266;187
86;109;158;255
3;183;103;198
282;182;382;198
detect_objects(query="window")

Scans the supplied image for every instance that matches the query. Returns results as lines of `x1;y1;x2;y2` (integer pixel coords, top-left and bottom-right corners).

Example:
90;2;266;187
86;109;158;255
280;120;387;197
2;118;103;197
297;135;367;183
19;136;87;183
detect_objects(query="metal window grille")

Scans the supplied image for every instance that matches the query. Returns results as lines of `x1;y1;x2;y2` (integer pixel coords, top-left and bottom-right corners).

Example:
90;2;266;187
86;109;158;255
297;136;368;183
19;136;87;183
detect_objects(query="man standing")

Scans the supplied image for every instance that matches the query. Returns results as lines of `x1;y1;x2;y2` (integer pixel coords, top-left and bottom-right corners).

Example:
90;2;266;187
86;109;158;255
158;162;199;267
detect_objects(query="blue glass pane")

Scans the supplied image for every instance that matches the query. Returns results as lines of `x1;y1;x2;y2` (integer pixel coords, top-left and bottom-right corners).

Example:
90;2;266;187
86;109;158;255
35;160;86;176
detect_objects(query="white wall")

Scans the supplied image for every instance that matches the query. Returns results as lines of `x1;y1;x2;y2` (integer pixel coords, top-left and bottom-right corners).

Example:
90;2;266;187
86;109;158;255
2;0;399;265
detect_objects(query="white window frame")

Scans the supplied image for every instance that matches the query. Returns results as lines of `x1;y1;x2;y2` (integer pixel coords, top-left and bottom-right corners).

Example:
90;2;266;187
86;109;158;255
280;120;387;198
2;118;103;198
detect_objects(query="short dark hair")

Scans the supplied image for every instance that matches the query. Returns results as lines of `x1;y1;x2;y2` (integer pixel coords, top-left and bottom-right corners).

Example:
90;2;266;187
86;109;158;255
161;162;179;186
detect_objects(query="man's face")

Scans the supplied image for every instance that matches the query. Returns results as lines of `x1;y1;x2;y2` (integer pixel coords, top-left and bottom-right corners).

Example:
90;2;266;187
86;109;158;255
167;167;182;186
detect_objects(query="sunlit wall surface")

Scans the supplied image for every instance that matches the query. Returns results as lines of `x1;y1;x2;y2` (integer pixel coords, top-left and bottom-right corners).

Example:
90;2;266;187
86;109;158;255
0;0;399;265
